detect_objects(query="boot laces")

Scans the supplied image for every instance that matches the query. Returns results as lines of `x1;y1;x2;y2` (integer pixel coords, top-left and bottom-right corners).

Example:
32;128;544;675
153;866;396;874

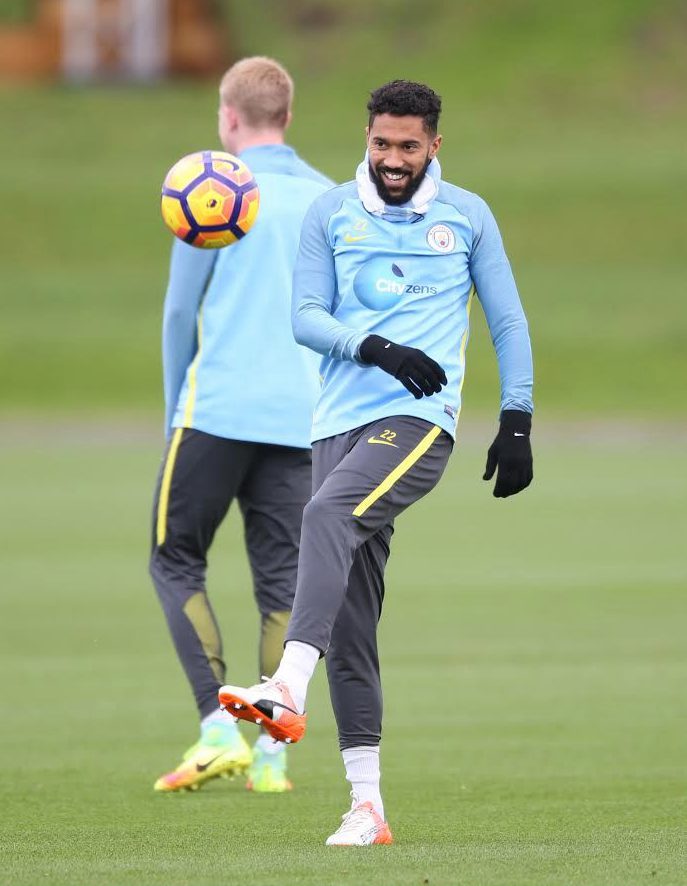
336;792;374;829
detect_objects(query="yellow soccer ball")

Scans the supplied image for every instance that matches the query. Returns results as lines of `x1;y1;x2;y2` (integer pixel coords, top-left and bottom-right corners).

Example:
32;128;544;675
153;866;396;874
160;150;260;248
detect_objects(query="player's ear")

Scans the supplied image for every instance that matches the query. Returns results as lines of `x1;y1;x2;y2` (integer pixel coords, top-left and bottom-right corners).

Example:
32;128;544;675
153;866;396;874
223;104;239;131
283;109;293;131
429;133;442;158
365;125;370;143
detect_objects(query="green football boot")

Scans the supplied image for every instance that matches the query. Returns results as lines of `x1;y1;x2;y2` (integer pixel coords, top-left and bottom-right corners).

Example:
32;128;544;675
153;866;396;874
246;740;292;793
154;716;252;793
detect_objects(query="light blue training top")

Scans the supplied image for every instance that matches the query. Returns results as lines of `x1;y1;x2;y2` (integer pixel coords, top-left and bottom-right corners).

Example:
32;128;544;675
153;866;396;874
163;143;333;445
292;157;533;442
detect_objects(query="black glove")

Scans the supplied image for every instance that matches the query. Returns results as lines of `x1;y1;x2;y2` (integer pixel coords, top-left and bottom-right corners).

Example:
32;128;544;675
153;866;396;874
359;334;447;399
483;409;533;498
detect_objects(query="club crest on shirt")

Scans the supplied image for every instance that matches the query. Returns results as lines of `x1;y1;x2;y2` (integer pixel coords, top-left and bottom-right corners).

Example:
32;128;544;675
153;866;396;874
426;224;455;253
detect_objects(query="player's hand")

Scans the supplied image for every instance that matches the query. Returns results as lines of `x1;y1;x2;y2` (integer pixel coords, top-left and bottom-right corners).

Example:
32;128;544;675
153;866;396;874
359;334;447;399
483;409;533;498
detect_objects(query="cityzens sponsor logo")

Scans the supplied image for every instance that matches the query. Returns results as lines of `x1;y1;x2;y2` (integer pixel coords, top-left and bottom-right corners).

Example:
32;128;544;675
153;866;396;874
376;264;438;296
354;260;437;311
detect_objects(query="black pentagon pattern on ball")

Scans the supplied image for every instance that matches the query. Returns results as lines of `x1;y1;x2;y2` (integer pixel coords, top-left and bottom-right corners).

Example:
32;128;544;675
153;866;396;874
195;181;257;237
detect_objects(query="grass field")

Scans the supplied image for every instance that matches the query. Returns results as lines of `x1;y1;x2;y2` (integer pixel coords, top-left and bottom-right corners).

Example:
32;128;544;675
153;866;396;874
1;424;685;886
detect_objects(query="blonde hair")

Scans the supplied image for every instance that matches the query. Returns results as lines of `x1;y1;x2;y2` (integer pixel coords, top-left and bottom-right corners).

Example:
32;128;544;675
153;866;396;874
219;56;293;129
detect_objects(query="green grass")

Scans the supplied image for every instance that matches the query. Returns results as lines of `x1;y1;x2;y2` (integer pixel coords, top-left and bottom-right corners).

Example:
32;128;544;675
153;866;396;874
1;425;685;885
1;0;686;415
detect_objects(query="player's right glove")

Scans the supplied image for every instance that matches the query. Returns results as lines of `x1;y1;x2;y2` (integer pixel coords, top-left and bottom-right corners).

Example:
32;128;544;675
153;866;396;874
359;334;447;399
483;409;533;498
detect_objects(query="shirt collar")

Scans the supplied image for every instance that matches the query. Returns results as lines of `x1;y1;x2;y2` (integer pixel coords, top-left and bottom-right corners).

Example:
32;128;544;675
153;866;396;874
239;143;295;161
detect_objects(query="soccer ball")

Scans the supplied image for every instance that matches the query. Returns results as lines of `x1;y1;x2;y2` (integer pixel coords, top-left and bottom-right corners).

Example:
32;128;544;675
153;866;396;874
160;150;260;248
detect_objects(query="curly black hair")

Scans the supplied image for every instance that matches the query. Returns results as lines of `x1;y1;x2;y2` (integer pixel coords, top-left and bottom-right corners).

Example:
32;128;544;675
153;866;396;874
367;80;442;134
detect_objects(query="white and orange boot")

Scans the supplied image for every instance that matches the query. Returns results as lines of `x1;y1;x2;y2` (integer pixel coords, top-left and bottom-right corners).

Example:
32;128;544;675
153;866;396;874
325;800;393;846
218;677;306;745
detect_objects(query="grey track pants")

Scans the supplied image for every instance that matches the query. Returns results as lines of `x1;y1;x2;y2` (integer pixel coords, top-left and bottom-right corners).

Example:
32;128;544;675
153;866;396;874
149;428;311;719
286;415;453;749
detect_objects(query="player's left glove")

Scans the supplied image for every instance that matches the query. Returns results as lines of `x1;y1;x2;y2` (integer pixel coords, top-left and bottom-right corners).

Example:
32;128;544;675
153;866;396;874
483;409;533;498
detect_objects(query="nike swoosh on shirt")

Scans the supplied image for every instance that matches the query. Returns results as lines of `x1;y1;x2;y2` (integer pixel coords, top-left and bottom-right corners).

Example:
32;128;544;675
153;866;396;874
343;233;374;243
196;754;223;773
367;437;398;447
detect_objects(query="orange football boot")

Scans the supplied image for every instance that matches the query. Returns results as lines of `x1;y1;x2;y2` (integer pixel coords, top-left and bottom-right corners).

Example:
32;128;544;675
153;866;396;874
218;678;306;744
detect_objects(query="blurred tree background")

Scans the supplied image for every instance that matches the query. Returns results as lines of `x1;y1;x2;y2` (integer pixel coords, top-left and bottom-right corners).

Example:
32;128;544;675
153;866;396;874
0;0;685;420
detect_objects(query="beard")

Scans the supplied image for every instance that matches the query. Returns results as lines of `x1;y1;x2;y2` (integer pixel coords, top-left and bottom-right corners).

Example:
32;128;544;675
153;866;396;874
369;155;432;206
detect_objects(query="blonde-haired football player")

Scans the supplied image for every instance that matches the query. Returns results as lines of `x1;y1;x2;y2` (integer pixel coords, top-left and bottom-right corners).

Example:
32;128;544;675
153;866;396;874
150;57;332;794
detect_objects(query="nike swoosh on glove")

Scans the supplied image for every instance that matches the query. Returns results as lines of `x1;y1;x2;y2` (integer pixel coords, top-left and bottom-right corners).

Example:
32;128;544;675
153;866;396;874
483;409;533;498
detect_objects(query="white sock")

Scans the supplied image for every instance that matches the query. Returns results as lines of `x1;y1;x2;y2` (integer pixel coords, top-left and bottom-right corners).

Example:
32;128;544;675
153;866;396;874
342;745;384;820
271;640;320;713
201;707;238;733
255;732;287;756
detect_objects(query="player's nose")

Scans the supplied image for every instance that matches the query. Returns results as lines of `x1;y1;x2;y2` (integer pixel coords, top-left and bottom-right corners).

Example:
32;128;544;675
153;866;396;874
385;146;406;168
